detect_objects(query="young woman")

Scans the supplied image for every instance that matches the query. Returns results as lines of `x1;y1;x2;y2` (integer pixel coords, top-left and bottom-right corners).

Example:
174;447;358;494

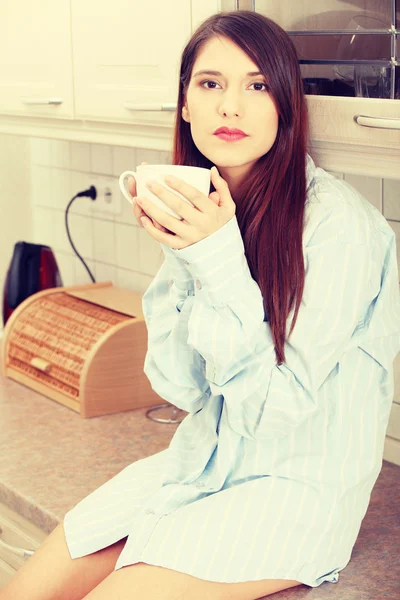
3;10;400;600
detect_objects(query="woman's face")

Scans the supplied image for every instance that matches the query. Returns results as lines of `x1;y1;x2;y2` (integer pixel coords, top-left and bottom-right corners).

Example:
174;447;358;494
182;35;279;194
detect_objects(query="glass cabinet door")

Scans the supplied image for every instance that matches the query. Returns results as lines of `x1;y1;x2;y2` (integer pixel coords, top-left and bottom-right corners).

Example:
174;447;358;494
245;0;399;98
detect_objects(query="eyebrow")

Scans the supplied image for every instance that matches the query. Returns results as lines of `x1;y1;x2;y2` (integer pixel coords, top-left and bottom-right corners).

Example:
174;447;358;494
192;69;264;78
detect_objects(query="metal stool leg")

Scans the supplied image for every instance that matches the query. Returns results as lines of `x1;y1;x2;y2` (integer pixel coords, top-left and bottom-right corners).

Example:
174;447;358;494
146;403;185;424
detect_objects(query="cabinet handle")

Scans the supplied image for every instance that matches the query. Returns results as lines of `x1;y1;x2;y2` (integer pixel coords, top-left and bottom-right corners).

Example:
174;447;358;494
354;115;400;131
21;98;63;105
123;102;176;112
30;357;52;373
0;530;35;559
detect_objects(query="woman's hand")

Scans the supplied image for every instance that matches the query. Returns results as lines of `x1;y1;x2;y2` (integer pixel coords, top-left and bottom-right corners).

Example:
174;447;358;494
135;166;235;249
129;162;222;237
129;162;171;234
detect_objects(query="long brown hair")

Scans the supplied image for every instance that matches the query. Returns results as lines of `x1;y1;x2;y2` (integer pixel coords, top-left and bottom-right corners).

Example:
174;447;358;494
172;10;309;365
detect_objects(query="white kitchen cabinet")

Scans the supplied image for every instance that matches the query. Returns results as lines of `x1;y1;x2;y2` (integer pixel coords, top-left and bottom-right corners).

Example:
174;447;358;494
0;0;74;119
0;0;398;177
250;0;400;177
0;501;47;589
70;0;192;125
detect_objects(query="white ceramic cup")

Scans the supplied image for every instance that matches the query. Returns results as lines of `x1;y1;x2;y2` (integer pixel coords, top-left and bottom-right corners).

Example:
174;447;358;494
119;165;211;220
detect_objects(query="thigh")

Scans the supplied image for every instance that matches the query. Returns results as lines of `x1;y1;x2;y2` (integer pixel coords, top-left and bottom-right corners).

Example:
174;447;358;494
82;562;303;600
0;521;127;600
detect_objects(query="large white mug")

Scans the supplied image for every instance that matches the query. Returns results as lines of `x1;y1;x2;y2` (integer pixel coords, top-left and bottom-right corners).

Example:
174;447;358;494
119;164;211;220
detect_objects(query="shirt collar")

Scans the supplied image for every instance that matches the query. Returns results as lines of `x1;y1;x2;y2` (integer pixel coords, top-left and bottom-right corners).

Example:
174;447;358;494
306;153;316;192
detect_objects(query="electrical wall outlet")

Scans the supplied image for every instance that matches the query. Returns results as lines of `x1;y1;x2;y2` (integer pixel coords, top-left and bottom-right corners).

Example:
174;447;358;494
89;175;122;216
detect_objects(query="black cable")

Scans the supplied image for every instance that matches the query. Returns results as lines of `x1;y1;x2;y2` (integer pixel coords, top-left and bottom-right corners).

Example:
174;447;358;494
65;186;97;283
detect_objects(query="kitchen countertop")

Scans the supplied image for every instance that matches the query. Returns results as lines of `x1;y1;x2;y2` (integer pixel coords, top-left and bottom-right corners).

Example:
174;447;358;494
1;371;399;599
0;372;180;535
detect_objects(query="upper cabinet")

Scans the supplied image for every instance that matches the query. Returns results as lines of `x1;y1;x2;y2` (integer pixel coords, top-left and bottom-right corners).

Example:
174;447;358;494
243;0;400;176
70;0;191;125
0;0;74;118
0;0;398;176
252;0;399;100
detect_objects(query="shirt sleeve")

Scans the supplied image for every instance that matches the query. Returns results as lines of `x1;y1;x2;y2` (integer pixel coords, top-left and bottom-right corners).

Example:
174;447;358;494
169;211;373;440
141;245;211;414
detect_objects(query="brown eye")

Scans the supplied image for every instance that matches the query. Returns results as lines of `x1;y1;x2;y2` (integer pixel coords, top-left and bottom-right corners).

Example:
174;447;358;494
200;80;220;89
250;82;269;92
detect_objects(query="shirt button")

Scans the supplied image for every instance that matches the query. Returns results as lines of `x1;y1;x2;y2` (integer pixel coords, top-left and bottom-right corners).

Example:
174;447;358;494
196;280;202;290
144;508;155;514
196;482;205;488
181;259;189;265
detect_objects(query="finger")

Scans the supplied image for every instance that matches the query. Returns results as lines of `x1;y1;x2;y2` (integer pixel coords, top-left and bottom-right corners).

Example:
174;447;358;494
127;176;136;198
132;199;170;232
127;162;148;196
136;195;184;236
141;217;184;249
161;176;211;215
209;191;221;206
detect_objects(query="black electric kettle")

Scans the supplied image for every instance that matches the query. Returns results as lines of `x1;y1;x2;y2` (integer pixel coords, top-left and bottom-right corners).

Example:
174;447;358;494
2;242;63;327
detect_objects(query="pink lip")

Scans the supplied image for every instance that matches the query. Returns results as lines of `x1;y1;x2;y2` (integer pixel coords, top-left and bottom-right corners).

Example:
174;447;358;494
215;132;247;142
214;127;247;136
214;127;248;142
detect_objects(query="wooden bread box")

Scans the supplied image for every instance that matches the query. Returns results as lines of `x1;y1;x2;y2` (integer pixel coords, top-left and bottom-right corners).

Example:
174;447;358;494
0;281;167;417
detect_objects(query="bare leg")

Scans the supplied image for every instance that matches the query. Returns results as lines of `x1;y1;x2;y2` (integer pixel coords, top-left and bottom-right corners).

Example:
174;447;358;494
0;519;127;600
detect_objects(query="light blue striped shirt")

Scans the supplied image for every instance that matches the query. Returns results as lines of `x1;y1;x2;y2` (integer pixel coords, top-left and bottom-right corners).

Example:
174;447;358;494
64;155;400;587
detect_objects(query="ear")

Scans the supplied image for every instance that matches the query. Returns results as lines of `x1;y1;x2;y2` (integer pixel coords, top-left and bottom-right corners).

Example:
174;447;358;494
182;105;190;122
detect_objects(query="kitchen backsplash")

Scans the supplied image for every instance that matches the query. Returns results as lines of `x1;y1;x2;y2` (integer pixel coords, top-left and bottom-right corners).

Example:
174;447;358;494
3;135;400;298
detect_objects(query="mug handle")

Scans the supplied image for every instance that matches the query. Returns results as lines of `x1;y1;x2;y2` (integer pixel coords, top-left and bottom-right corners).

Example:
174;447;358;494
119;170;137;205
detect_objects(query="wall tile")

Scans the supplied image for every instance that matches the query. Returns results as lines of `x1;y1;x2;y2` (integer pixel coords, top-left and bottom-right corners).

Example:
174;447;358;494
32;207;54;247
52;210;73;255
70;142;91;172
136;148;164;165
75;256;96;285
93;218;115;264
65;213;94;260
326;171;344;179
30;137;51;167
55;251;76;287
91;143;113;175
383;179;400;221
387;220;400;271
116;189;136;226
344;174;382;212
94;261;117;285
112;146;136;177
161;150;172;164
115;223;140;272
50;140;70;169
51;169;72;211
116;268;153;294
70;171;94;217
31;165;52;208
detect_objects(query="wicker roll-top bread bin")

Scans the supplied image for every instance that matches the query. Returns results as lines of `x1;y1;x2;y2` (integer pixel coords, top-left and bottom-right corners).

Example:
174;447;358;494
0;281;167;417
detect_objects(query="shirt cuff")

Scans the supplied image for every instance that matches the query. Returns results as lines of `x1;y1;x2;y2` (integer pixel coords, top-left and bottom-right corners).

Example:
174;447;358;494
160;243;193;293
167;215;260;306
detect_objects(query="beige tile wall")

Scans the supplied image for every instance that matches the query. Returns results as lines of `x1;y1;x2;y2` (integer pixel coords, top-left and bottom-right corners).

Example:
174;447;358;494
28;139;172;296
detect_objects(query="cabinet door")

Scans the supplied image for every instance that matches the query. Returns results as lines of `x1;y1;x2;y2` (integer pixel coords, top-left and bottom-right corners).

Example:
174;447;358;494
0;0;74;118
71;0;192;124
253;0;398;99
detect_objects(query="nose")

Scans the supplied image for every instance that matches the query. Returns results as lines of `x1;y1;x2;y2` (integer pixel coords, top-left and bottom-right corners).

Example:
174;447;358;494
218;88;242;118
